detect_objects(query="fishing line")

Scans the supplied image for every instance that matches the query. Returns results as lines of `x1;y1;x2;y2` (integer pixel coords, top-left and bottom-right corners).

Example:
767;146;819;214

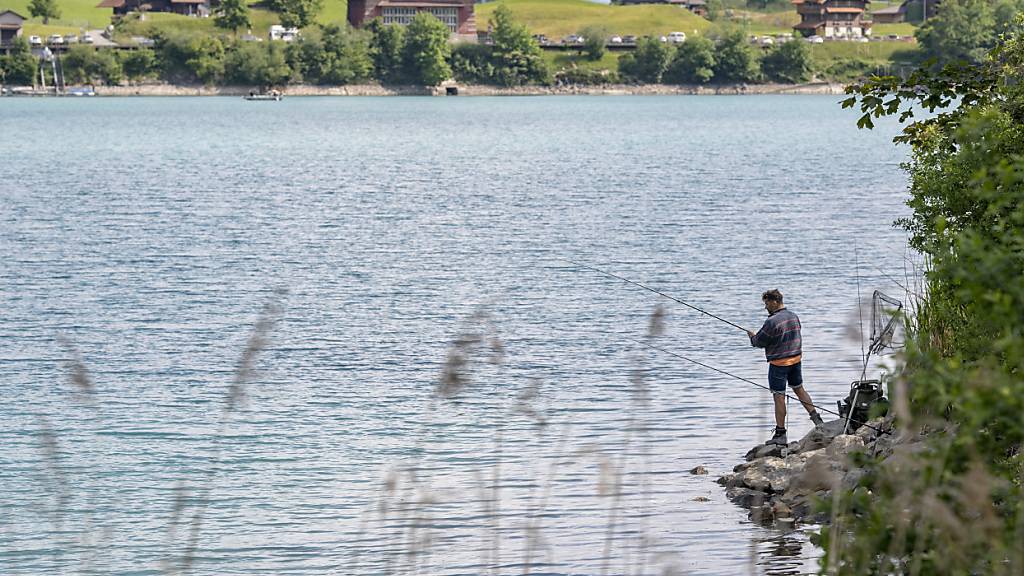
564;259;749;333
628;338;889;436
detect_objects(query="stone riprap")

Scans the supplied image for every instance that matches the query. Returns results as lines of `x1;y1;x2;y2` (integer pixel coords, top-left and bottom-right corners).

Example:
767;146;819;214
717;416;908;526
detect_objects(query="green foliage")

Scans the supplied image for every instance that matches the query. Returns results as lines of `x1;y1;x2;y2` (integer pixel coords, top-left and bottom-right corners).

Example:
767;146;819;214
0;37;38;85
489;5;549;86
618;36;673;83
118;49;157;82
663;35;716;84
28;0;60;24
268;0;323;29
62;46;122;85
186;36;226;85
915;0;997;64
450;42;497;84
711;28;760;83
554;65;617;85
994;0;1024;36
288;24;372;85
401;13;452;86
225;40;292;86
831;33;1024;575
214;0;251;33
578;25;608;61
760;39;811;83
706;0;724;21
367;19;405;83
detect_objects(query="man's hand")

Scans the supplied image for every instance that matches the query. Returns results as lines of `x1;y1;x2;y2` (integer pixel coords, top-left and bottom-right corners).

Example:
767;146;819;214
746;330;755;339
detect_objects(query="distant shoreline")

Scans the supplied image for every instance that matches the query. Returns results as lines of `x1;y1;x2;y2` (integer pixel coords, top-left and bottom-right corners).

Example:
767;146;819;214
93;82;850;97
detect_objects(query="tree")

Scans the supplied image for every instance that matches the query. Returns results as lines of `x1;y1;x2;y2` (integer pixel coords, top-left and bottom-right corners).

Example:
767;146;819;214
0;38;38;85
915;0;996;64
269;0;323;29
705;0;724;21
826;34;1024;575
712;29;759;83
617;36;673;83
214;0;251;33
489;5;548;86
400;12;452;86
28;0;60;25
62;46;123;85
186;36;226;85
760;39;812;83
367;19;405;83
579;25;608;61
119;49;157;81
664;35;716;84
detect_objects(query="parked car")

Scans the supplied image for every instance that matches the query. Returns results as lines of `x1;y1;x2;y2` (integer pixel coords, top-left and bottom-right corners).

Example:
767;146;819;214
80;33;94;44
47;34;64;45
658;35;668;42
64;34;79;44
609;35;622;44
622;35;637;43
28;35;42;46
760;36;774;46
806;35;824;44
666;31;686;43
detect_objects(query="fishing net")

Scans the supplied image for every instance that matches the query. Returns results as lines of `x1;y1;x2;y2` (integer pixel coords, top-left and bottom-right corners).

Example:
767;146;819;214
867;290;903;357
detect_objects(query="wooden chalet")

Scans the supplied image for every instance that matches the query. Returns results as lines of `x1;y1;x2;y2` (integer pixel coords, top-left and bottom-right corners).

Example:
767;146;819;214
347;0;476;35
793;0;872;38
96;0;208;18
0;9;25;46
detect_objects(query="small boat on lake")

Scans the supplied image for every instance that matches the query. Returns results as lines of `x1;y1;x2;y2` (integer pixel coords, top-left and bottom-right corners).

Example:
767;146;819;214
244;90;283;101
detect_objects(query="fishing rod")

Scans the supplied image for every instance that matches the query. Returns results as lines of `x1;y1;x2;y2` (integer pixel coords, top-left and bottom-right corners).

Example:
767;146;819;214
629;337;890;436
564;259;750;333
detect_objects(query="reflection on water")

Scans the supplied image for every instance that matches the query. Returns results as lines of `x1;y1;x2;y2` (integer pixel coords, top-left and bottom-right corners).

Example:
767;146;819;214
757;528;819;576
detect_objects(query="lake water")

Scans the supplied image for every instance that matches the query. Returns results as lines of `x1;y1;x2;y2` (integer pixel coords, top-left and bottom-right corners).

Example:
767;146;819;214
0;96;910;575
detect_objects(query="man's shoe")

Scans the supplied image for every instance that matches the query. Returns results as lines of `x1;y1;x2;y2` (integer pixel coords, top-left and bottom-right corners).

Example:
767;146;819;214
766;427;788;446
810;411;824;427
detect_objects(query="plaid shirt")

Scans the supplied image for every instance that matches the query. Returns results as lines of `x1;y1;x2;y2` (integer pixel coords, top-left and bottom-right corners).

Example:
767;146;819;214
749;308;802;362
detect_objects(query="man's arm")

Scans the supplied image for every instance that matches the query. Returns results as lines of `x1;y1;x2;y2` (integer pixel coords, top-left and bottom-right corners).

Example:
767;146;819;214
747;321;775;348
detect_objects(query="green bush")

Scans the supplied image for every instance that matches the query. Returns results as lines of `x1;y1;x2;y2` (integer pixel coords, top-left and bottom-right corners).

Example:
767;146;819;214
760;39;811;83
118;49;158;82
830;32;1024;575
1;38;38;86
62;46;123;86
618;36;673;83
663;36;716;84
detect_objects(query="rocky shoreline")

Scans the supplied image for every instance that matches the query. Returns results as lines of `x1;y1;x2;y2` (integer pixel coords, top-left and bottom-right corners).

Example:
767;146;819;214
717;415;911;527
94;81;848;97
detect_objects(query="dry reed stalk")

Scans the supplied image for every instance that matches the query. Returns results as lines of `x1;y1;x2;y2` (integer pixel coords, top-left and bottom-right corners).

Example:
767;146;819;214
174;293;283;574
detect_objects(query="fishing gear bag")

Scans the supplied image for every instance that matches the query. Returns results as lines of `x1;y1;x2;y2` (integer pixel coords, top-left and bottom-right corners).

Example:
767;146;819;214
837;379;889;431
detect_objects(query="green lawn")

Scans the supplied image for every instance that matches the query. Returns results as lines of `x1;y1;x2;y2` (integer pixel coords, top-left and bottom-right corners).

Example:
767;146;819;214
475;0;710;39
544;49;621;73
4;0;350;40
719;9;800;36
872;23;916;36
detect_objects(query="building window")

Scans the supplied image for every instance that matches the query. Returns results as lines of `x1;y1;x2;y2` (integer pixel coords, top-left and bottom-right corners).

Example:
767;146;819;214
382;6;459;32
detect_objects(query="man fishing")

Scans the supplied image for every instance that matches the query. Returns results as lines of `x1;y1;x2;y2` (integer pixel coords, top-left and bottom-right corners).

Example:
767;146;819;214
746;289;824;446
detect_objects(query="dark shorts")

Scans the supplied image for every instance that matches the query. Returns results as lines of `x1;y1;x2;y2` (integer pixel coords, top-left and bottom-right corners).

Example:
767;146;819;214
768;361;803;393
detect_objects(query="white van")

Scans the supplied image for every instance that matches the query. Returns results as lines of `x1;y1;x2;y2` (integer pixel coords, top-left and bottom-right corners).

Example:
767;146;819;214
666;31;687;44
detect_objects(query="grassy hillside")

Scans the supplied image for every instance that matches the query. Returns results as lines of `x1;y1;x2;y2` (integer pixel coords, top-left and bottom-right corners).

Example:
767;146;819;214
475;0;710;39
2;0;349;38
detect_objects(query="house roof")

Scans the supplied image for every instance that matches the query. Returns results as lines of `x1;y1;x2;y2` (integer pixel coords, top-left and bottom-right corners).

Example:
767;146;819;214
825;6;864;12
873;4;905;13
0;9;28;20
96;0;126;7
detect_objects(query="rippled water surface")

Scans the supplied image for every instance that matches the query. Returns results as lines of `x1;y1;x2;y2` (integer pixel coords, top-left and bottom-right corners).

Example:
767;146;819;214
0;96;910;575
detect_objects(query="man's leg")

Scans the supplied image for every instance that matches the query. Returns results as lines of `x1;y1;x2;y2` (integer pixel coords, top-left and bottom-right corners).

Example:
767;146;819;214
794;385;815;415
773;391;787;428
